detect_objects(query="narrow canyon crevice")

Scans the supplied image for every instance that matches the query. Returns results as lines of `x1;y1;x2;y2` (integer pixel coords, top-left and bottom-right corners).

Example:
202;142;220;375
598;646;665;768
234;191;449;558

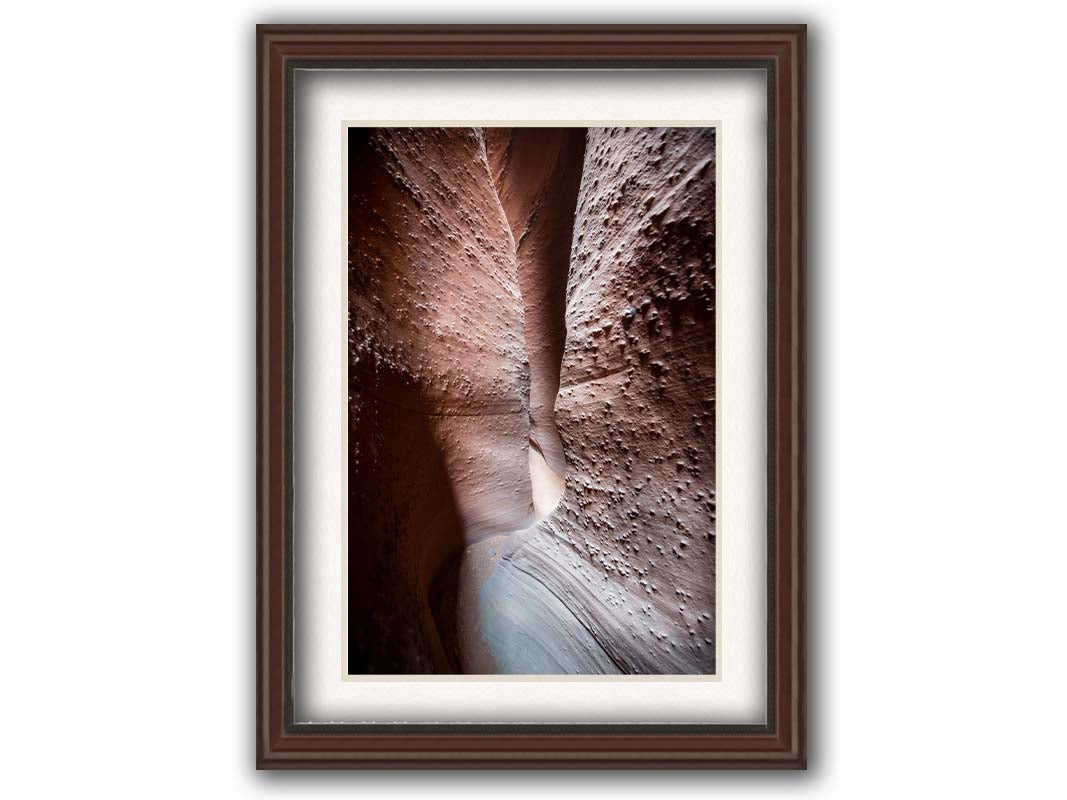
348;126;716;675
486;127;586;516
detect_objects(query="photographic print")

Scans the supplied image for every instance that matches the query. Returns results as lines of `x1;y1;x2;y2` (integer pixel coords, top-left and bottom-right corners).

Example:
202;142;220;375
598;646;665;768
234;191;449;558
348;126;716;675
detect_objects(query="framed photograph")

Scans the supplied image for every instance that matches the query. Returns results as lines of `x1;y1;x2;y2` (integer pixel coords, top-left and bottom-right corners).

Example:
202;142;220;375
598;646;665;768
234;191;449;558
257;24;805;769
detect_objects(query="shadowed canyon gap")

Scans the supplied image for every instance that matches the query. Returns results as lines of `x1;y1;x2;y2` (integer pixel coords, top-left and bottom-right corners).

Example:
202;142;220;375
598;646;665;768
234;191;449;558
348;127;716;674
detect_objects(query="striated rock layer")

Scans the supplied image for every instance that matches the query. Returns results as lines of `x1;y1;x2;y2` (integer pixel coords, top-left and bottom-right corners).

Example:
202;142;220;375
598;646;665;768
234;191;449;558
348;126;716;674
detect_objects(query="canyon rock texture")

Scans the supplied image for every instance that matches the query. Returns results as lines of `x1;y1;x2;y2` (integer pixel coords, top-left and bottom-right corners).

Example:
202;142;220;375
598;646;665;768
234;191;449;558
349;126;716;674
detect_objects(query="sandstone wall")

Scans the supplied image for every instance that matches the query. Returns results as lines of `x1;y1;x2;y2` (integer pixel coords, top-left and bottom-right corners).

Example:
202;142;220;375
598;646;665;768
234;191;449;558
347;128;533;673
473;128;717;674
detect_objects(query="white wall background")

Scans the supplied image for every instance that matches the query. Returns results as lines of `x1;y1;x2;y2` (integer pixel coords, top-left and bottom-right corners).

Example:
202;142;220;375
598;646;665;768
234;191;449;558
1;1;1064;797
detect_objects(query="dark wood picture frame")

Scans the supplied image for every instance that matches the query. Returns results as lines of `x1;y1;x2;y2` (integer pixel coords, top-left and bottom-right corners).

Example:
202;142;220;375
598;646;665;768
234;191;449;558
257;24;805;769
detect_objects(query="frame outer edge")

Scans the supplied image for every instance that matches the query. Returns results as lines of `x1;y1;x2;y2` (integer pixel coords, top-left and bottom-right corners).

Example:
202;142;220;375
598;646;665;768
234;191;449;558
255;23;807;770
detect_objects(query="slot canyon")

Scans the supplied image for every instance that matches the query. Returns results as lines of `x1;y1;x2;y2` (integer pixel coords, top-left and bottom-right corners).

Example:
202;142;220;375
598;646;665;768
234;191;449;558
348;126;716;674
